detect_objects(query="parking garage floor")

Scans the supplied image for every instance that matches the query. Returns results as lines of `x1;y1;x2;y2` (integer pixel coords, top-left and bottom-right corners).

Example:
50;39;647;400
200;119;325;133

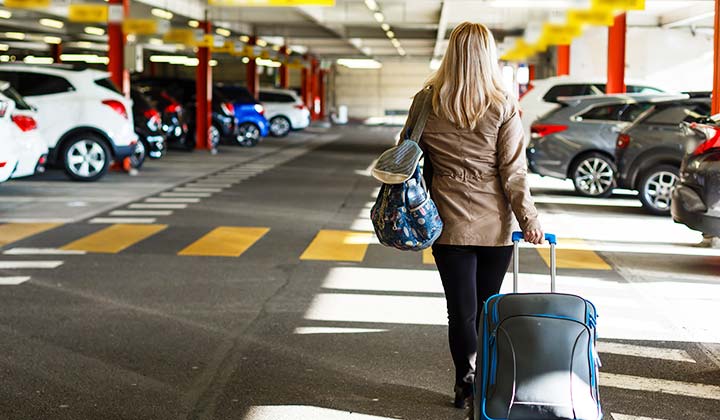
0;126;719;420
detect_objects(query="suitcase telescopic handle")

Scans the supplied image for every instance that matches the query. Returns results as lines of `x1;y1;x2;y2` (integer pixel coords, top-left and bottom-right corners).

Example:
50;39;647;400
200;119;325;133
511;231;557;293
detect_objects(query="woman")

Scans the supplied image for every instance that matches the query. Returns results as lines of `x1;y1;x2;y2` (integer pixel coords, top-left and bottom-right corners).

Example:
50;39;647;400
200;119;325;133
405;22;544;408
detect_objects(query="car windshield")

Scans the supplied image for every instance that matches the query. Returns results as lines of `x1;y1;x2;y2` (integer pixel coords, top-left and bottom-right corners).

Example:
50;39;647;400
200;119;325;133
1;85;32;110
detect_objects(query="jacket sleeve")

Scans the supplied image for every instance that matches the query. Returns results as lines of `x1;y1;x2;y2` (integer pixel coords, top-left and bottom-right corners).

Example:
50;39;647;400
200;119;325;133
397;90;424;145
497;101;541;232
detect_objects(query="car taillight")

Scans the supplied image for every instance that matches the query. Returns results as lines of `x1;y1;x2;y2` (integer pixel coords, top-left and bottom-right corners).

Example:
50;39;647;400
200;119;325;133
11;114;37;132
294;104;307;111
144;109;161;129
616;133;631;150
221;102;235;116
693;128;720;156
102;99;128;119
165;102;181;113
530;124;568;139
0;161;6;168
254;104;265;115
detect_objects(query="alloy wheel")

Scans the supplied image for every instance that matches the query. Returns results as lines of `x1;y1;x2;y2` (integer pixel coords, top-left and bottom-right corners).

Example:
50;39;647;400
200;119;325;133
209;125;220;148
66;140;107;179
237;123;260;146
643;171;678;211
574;157;615;196
131;140;146;169
270;117;291;137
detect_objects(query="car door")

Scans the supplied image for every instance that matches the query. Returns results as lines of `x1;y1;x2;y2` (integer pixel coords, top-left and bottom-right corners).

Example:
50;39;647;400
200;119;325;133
575;103;638;152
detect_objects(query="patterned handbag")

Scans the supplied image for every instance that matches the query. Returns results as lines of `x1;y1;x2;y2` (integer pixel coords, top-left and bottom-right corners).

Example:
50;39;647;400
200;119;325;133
370;89;443;251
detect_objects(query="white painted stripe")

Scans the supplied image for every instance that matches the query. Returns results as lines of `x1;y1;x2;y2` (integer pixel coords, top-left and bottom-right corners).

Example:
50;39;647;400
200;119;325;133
598;342;696;363
294;327;388;335
129;203;188;209
187;183;233;188
173;187;223;193
3;248;86;255
0;261;63;269
611;414;667;420
89;217;157;224
160;192;212;198
0;276;30;285
600;372;720;401
109;210;174;217
145;198;201;203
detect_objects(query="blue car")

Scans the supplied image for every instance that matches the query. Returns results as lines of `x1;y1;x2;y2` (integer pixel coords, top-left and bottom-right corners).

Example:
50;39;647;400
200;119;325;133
216;84;269;147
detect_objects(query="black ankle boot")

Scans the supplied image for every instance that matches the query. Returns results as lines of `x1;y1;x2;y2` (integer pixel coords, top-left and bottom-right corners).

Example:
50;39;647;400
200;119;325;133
453;385;472;409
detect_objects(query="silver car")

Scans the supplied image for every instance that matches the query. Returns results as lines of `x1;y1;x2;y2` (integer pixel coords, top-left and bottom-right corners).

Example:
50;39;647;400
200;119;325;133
526;93;688;197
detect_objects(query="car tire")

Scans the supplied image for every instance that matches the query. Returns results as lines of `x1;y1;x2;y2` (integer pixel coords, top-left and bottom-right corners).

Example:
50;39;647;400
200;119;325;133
130;139;147;169
209;125;221;149
237;122;260;147
269;116;291;137
638;164;679;216
62;134;110;182
570;153;616;198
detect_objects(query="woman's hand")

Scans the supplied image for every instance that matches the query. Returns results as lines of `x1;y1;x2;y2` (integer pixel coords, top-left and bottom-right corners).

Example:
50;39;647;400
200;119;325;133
524;228;545;245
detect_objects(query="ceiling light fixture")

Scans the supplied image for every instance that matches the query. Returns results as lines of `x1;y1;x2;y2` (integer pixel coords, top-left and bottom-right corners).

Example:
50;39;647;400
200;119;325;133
188;20;200;28
239;35;250;42
241;56;250;64
84;26;105;36
24;56;54;64
256;58;281;68
386;30;395;38
337;58;382;69
40;18;64;29
364;0;379;11
0;44;8;51
151;8;173;20
373;12;384;23
397;48;406;56
209;59;218;66
61;54;109;64
43;36;62;44
5;32;25;40
256;39;268;47
0;10;12;19
391;38;400;48
216;28;231;37
381;23;390;31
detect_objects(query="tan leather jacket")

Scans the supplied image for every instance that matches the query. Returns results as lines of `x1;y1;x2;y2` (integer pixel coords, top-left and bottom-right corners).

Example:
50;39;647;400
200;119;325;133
405;90;541;246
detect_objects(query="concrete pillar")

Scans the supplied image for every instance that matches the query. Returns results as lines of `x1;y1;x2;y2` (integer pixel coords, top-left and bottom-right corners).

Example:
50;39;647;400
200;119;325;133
279;46;290;89
310;58;320;120
318;69;327;119
301;60;310;108
107;0;129;94
246;37;259;99
195;20;212;150
50;42;62;64
607;13;627;94
557;45;570;76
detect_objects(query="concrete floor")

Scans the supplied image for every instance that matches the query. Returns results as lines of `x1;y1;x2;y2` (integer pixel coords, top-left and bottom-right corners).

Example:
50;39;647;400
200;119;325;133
0;126;718;420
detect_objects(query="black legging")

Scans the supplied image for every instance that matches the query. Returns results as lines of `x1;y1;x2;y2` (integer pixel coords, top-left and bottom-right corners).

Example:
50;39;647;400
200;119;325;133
432;244;514;390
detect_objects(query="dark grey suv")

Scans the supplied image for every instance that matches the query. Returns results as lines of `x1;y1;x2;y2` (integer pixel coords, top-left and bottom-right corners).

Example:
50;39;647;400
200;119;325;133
527;94;685;197
615;98;711;215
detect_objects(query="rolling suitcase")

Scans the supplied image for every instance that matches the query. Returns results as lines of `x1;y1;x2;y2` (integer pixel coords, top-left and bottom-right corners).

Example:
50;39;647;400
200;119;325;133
475;232;603;420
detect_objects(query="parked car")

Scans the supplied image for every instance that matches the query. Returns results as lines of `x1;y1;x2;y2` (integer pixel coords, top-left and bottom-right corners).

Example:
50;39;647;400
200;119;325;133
1;82;47;179
520;76;666;142
0;86;19;183
615;98;712;215
671;117;720;236
0;64;137;181
133;77;236;149
217;84;269;146
130;87;165;167
527;93;687;197
259;88;310;137
134;84;190;150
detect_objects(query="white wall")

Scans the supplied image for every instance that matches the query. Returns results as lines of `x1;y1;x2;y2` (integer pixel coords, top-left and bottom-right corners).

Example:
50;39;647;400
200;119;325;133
333;60;434;120
570;26;714;92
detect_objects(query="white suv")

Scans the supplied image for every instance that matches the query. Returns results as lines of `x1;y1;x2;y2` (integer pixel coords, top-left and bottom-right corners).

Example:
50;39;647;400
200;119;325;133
0;82;48;179
259;88;310;137
0;64;137;181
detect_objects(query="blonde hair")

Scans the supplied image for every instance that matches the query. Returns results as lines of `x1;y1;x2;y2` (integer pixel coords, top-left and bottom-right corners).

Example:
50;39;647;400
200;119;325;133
425;22;507;130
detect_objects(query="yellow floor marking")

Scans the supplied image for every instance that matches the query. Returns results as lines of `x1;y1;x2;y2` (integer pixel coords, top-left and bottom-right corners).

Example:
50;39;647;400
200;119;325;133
536;238;611;270
179;227;270;257
0;223;62;247
61;224;167;254
423;248;435;265
300;230;374;262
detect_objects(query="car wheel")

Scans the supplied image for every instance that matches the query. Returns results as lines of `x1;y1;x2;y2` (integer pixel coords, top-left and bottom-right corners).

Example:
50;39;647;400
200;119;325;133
269;116;291;137
638;164;679;216
570;153;616;198
237;122;260;147
209;125;221;149
130;139;147;169
63;134;110;182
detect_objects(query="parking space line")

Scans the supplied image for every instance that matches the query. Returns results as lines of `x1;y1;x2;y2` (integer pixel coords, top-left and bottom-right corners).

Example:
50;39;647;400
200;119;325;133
129;203;188;209
611;414;667;420
600;372;720;401
0;223;62;247
109;210;174;217
186;183;233;188
0;261;63;269
178;226;270;257
300;230;374;262
145;198;201;203
89;217;158;224
598;342;696;363
160;192;212;198
173;187;223;193
0;277;31;286
61;224;167;254
423;248;435;265
536;239;611;270
3;248;86;255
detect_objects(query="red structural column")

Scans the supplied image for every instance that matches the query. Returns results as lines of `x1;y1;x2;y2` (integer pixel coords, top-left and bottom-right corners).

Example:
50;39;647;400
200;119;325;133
50;42;62;63
557;45;570;76
246;37;259;99
713;0;720;114
195;21;212;151
318;69;327;120
301;62;310;108
279;46;290;89
607;13;627;94
310;58;320;120
529;64;536;82
107;0;129;95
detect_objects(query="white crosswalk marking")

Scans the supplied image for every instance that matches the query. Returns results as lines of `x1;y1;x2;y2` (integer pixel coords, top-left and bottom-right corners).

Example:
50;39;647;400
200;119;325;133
186;183;233;188
0;277;30;285
160;192;212;198
129;203;188;209
172;187;223;193
600;372;720;401
145;198;200;203
0;261;63;269
611;414;668;420
294;327;388;335
598;342;696;363
89;217;157;224
3;248;86;255
109;210;174;217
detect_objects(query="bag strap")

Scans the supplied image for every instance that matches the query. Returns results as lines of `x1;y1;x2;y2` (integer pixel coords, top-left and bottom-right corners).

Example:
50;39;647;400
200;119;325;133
407;87;433;144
